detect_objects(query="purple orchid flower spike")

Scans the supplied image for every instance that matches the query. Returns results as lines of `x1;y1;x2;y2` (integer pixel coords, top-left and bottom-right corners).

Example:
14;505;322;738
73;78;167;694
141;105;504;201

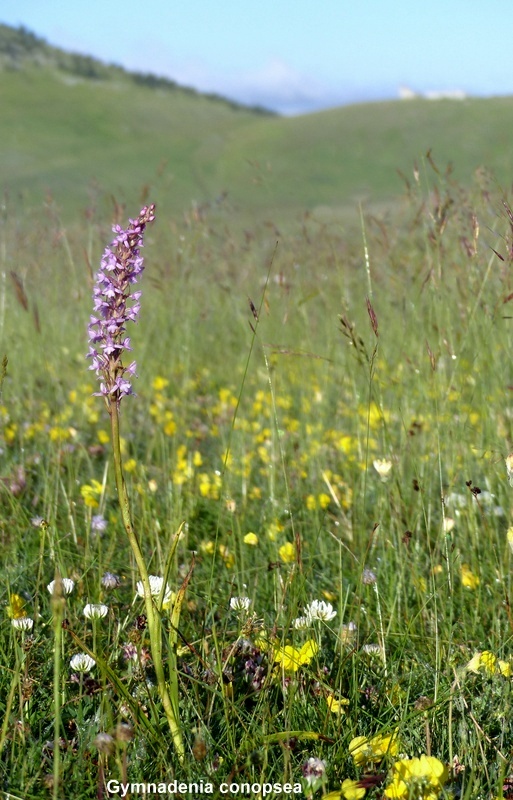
87;204;155;406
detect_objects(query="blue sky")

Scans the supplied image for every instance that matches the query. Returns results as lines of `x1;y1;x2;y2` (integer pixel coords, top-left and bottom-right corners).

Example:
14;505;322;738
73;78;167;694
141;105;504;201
1;1;512;115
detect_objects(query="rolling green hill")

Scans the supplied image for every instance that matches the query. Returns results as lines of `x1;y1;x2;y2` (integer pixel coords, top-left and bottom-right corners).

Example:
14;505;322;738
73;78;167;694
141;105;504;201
1;23;513;225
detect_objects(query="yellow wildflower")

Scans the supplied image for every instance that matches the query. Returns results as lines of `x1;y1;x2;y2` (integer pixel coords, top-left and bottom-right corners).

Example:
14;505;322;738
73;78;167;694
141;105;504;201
349;730;400;766
218;544;234;568
461;564;479;590
341;779;366;800
279;542;296;563
466;650;511;677
7;593;26;619
326;694;349;713
218;387;236;407
80;480;103;509
274;639;318;672
318;492;331;509
244;532;259;546
163;413;176;436
338;435;356;455
384;755;448;799
501;660;512;677
198;471;221;499
199;474;211;497
3;424;17;444
257;445;270;464
267;520;283;541
49;426;72;442
199;540;215;555
306;494;317;511
152;376;169;392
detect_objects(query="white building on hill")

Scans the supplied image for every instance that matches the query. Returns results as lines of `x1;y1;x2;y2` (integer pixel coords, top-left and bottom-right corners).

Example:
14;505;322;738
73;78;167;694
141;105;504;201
398;86;466;100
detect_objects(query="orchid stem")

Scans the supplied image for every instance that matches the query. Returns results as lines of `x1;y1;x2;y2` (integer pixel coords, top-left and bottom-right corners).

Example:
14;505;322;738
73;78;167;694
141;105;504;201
109;398;184;761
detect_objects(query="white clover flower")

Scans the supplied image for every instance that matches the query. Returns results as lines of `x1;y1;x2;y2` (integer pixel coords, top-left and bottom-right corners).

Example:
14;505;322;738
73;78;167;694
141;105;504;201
362;569;377;585
47;578;75;596
478;490;495;507
70;653;95;672
361;643;382;655
302;757;326;787
304;599;337;622
101;572;120;590
230;596;252;613
136;575;171;601
444;492;467;510
83;603;109;620
11;617;34;631
93;732;115;754
292;616;311;630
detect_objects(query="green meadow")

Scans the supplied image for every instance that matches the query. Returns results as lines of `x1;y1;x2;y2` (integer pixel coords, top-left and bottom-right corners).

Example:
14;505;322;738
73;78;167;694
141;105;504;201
2;21;513;226
3;22;513;800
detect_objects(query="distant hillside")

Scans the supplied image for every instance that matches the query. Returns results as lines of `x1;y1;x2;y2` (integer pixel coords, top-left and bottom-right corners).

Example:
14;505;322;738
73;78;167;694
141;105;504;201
0;24;274;116
1;23;513;225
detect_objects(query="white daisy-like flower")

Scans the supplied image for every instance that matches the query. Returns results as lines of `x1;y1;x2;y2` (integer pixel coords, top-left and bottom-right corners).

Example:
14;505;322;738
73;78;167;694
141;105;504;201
83;603;109;620
230;596;251;613
47;578;75;596
11;617;34;631
304;599;337;622
70;653;95;672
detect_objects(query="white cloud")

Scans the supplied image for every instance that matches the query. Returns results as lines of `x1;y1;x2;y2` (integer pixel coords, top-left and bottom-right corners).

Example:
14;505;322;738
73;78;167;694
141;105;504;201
229;58;335;114
128;54;356;115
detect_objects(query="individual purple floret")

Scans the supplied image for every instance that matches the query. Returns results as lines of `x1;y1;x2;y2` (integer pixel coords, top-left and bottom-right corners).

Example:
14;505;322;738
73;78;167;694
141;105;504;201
87;204;156;406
